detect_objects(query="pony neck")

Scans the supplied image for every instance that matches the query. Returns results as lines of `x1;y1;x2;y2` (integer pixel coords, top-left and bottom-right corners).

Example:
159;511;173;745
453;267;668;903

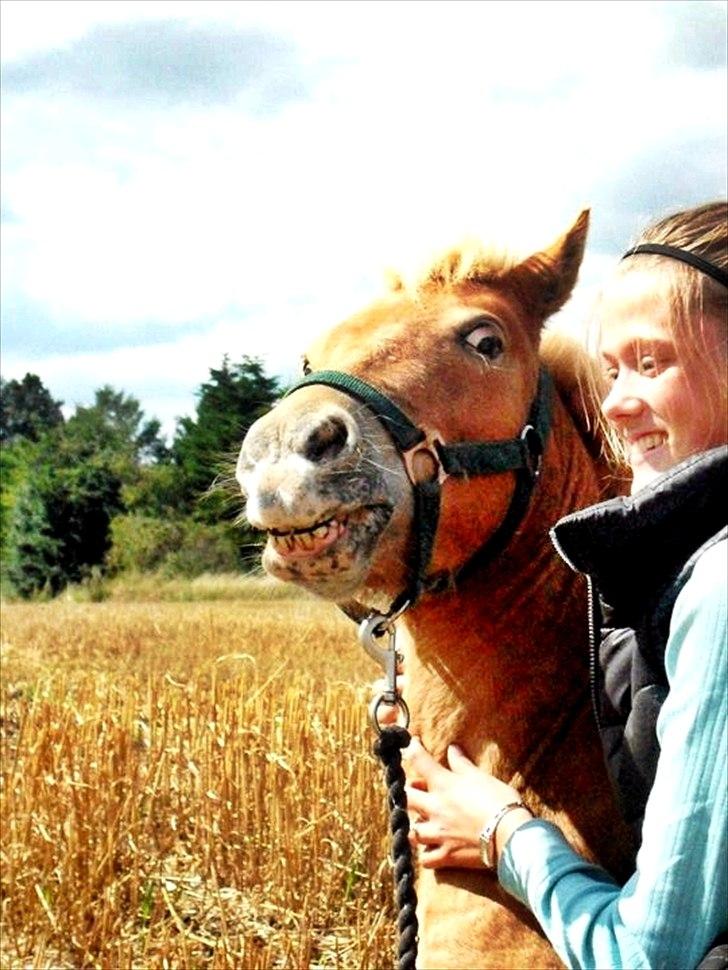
399;392;604;768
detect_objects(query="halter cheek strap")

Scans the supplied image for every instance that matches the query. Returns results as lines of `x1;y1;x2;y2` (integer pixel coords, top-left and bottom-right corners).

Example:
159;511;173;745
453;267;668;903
286;366;553;614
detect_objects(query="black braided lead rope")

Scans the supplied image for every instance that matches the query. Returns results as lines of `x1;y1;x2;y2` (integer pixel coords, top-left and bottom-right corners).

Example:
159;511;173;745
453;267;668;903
373;725;419;970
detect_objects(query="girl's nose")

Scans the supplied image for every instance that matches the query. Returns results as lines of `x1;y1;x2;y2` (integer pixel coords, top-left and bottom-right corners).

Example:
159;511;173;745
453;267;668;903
601;370;645;424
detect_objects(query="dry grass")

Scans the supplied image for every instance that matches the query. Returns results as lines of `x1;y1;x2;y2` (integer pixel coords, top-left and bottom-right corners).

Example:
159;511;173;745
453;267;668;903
0;589;398;968
64;573;317;605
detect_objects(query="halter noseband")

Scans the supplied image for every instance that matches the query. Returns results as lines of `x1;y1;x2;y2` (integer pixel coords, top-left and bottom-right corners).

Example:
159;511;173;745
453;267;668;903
285;366;553;618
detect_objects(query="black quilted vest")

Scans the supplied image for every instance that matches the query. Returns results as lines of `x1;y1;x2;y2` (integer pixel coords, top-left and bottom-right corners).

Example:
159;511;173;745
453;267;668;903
550;445;728;842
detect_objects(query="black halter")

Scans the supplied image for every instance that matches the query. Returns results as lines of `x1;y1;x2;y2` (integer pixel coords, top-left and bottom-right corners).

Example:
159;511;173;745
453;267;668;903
285;366;553;618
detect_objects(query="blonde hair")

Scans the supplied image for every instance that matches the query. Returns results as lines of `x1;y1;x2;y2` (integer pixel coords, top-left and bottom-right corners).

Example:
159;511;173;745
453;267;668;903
386;239;516;297
586;201;728;471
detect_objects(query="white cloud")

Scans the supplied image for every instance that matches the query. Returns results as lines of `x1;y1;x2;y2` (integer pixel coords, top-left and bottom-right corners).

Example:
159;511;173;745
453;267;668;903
1;0;726;432
1;280;388;437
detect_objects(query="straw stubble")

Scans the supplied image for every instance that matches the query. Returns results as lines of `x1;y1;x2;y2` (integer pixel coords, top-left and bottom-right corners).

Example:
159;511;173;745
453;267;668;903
1;591;397;969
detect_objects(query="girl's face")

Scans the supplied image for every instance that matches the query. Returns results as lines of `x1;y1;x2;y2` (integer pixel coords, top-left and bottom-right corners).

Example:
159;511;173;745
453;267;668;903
597;267;726;494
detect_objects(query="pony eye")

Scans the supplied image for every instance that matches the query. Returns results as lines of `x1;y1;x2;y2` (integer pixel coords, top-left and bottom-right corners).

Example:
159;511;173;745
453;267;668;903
301;356;312;376
464;322;505;361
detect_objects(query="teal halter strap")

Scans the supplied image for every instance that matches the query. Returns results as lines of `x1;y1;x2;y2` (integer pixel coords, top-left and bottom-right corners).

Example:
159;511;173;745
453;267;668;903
285;366;554;612
287;370;426;452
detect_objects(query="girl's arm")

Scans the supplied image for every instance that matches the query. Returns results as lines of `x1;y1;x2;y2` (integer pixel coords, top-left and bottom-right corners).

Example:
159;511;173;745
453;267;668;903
499;539;728;969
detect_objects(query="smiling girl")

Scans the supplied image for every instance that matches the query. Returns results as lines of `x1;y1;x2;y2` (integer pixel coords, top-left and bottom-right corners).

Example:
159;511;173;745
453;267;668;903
595;203;727;493
404;201;727;969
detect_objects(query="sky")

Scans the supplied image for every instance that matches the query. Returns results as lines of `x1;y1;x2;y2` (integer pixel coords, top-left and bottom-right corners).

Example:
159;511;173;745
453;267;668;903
1;0;726;440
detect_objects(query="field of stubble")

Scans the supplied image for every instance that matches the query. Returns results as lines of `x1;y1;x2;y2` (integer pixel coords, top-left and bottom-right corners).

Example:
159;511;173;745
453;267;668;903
0;578;397;969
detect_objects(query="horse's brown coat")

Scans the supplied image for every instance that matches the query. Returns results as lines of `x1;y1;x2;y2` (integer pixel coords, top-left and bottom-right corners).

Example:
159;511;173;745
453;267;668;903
237;212;634;968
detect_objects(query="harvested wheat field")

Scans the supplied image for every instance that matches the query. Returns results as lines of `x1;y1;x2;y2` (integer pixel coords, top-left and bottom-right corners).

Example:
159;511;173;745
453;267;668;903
0;578;398;969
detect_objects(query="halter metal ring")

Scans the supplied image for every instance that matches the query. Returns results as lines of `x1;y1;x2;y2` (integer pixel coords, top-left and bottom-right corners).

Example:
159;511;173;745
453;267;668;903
369;694;411;735
520;424;544;481
401;433;448;486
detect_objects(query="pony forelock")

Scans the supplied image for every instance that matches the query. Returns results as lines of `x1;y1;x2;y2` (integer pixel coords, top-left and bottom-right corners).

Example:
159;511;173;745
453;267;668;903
386;238;519;296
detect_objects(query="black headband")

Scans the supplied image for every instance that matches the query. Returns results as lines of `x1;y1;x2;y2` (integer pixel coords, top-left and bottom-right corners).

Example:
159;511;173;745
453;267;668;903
622;242;728;288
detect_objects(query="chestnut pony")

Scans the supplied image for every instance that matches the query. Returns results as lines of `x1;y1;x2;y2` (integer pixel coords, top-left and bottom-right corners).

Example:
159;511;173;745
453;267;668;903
237;212;633;968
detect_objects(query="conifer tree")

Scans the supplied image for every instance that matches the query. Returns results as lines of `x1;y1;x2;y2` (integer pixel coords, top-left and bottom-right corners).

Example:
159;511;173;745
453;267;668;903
172;356;280;521
0;373;64;443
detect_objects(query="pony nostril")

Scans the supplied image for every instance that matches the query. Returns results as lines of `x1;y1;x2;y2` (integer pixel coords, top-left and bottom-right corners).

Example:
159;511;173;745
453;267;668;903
303;415;351;463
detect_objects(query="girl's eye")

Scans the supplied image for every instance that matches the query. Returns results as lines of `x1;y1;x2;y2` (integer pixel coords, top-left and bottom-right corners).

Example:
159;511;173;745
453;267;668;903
639;355;657;375
604;366;618;383
464;322;505;362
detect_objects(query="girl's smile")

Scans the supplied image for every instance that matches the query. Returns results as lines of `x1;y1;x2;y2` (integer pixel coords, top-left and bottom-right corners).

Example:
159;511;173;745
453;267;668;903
597;267;725;493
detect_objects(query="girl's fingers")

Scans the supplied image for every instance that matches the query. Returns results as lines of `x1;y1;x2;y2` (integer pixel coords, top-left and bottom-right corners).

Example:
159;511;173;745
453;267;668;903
404;784;432;817
404;736;446;782
418;844;449;869
410;819;441;845
446;743;478;773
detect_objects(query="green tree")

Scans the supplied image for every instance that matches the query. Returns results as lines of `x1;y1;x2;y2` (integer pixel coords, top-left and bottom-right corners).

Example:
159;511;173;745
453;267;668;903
63;386;168;470
106;513;240;577
121;462;189;519
3;360;280;597
3;462;62;596
4;386;166;597
0;373;64;443
6;458;123;596
1;437;36;575
172;356;280;521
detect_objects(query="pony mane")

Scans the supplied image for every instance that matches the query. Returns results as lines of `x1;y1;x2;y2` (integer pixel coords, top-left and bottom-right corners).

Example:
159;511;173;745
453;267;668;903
539;328;595;436
387;239;519;295
540;328;623;496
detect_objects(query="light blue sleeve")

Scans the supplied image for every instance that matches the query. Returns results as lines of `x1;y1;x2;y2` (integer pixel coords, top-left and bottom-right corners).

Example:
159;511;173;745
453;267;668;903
498;539;728;970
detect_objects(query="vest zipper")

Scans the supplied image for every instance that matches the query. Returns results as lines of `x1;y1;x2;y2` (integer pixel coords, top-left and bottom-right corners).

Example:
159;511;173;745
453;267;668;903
550;526;602;731
586;575;602;731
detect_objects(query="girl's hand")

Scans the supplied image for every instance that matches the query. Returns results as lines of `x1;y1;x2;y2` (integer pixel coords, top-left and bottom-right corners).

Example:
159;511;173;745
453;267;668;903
404;737;531;870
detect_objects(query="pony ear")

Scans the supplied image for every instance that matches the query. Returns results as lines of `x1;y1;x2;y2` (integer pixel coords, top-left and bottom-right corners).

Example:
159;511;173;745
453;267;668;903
505;209;590;326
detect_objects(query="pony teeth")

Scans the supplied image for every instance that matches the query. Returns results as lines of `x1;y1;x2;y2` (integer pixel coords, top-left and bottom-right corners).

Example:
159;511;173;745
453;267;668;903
270;517;347;557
